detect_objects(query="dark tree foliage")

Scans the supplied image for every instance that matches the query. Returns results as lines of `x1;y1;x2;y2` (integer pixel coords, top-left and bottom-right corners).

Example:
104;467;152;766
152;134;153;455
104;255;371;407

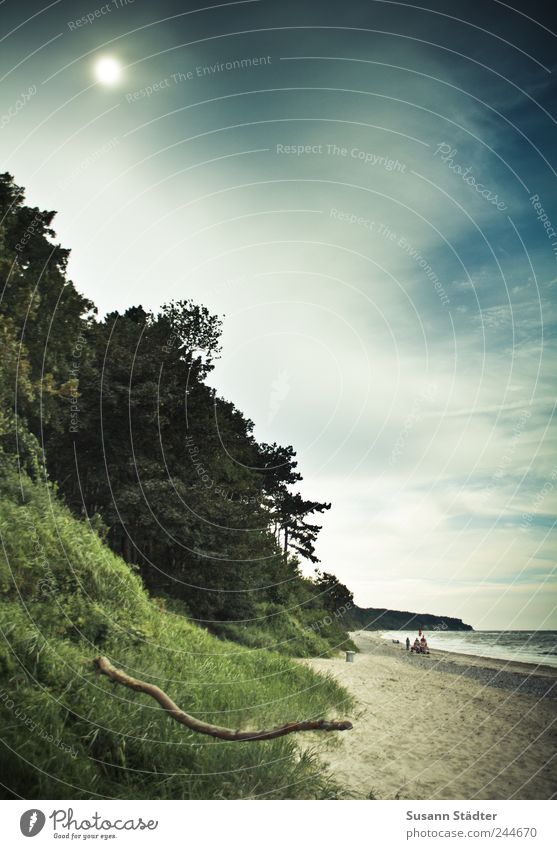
0;172;95;441
314;571;354;613
274;490;331;563
45;302;280;620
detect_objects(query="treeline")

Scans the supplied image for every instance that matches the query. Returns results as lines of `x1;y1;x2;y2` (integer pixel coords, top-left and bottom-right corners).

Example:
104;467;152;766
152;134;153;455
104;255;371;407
0;172;353;648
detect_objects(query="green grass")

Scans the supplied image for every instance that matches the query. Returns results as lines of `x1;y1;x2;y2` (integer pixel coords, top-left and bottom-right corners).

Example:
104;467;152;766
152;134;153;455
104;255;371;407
0;469;353;799
212;603;357;657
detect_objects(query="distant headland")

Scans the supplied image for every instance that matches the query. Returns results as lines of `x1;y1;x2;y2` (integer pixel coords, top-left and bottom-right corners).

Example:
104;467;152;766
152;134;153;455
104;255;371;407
344;605;473;632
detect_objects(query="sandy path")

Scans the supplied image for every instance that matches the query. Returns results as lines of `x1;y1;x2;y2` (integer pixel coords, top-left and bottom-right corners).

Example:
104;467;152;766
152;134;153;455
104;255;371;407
303;632;557;800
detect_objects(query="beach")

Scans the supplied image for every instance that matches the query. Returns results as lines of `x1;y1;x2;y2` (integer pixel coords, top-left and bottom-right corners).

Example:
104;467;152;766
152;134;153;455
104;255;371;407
304;631;557;800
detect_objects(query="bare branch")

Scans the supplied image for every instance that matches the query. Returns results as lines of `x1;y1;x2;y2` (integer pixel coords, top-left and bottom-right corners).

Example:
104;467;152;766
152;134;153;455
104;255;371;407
93;655;353;741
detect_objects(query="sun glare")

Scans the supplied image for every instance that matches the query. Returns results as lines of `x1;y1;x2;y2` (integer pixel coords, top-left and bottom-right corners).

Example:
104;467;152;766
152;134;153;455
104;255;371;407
94;56;121;86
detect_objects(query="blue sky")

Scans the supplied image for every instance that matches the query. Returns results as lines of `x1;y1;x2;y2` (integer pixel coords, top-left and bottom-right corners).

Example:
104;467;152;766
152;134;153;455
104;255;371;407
1;0;556;628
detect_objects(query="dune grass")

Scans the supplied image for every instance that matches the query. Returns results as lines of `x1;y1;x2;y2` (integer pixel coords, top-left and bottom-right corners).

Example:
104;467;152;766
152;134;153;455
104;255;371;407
0;469;353;799
212;603;357;657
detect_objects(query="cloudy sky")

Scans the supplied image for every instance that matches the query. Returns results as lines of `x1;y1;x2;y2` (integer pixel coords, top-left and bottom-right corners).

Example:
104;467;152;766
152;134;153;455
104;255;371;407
2;0;556;629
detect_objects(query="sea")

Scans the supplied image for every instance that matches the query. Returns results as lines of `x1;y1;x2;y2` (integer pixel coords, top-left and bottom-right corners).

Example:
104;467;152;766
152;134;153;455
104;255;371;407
380;630;557;668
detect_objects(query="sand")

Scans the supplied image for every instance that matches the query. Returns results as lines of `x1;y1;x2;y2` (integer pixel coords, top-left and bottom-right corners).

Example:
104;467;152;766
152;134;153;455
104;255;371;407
303;631;557;800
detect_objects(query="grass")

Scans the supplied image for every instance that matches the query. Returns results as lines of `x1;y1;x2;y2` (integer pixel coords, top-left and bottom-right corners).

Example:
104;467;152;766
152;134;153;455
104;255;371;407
210;602;357;658
0;469;353;799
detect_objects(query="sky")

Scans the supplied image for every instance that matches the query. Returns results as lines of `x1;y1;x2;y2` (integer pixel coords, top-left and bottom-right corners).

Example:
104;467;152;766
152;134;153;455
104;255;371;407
1;0;556;629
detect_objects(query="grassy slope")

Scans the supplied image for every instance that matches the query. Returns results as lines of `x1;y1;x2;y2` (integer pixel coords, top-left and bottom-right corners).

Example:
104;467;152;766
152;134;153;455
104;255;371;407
213;603;357;657
0;470;352;799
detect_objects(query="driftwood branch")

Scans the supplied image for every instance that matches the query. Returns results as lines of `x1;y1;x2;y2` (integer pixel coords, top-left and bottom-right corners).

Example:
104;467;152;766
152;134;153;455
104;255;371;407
93;655;353;741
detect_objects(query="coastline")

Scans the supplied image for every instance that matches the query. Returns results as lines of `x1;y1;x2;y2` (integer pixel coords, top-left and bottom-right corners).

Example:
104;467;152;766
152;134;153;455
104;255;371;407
372;631;557;700
417;645;557;678
378;629;557;676
303;631;557;799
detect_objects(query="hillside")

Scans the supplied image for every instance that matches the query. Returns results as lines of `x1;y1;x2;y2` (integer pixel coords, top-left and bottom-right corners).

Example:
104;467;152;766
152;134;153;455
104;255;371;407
0;468;352;799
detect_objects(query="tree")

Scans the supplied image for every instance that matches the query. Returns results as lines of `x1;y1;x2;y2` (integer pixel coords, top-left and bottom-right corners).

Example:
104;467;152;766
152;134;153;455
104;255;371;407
46;301;284;621
0;172;95;440
274;490;331;563
314;571;354;613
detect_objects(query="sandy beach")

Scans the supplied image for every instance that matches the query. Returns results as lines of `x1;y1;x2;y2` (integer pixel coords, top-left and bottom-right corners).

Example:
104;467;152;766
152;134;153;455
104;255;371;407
304;631;557;800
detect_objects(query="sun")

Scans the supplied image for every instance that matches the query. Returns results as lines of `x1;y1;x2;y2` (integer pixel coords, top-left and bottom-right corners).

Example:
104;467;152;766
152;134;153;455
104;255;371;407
94;56;122;86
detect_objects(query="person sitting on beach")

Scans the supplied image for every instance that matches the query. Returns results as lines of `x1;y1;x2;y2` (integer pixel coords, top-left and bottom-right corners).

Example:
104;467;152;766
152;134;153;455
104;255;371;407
411;638;420;653
420;635;429;654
